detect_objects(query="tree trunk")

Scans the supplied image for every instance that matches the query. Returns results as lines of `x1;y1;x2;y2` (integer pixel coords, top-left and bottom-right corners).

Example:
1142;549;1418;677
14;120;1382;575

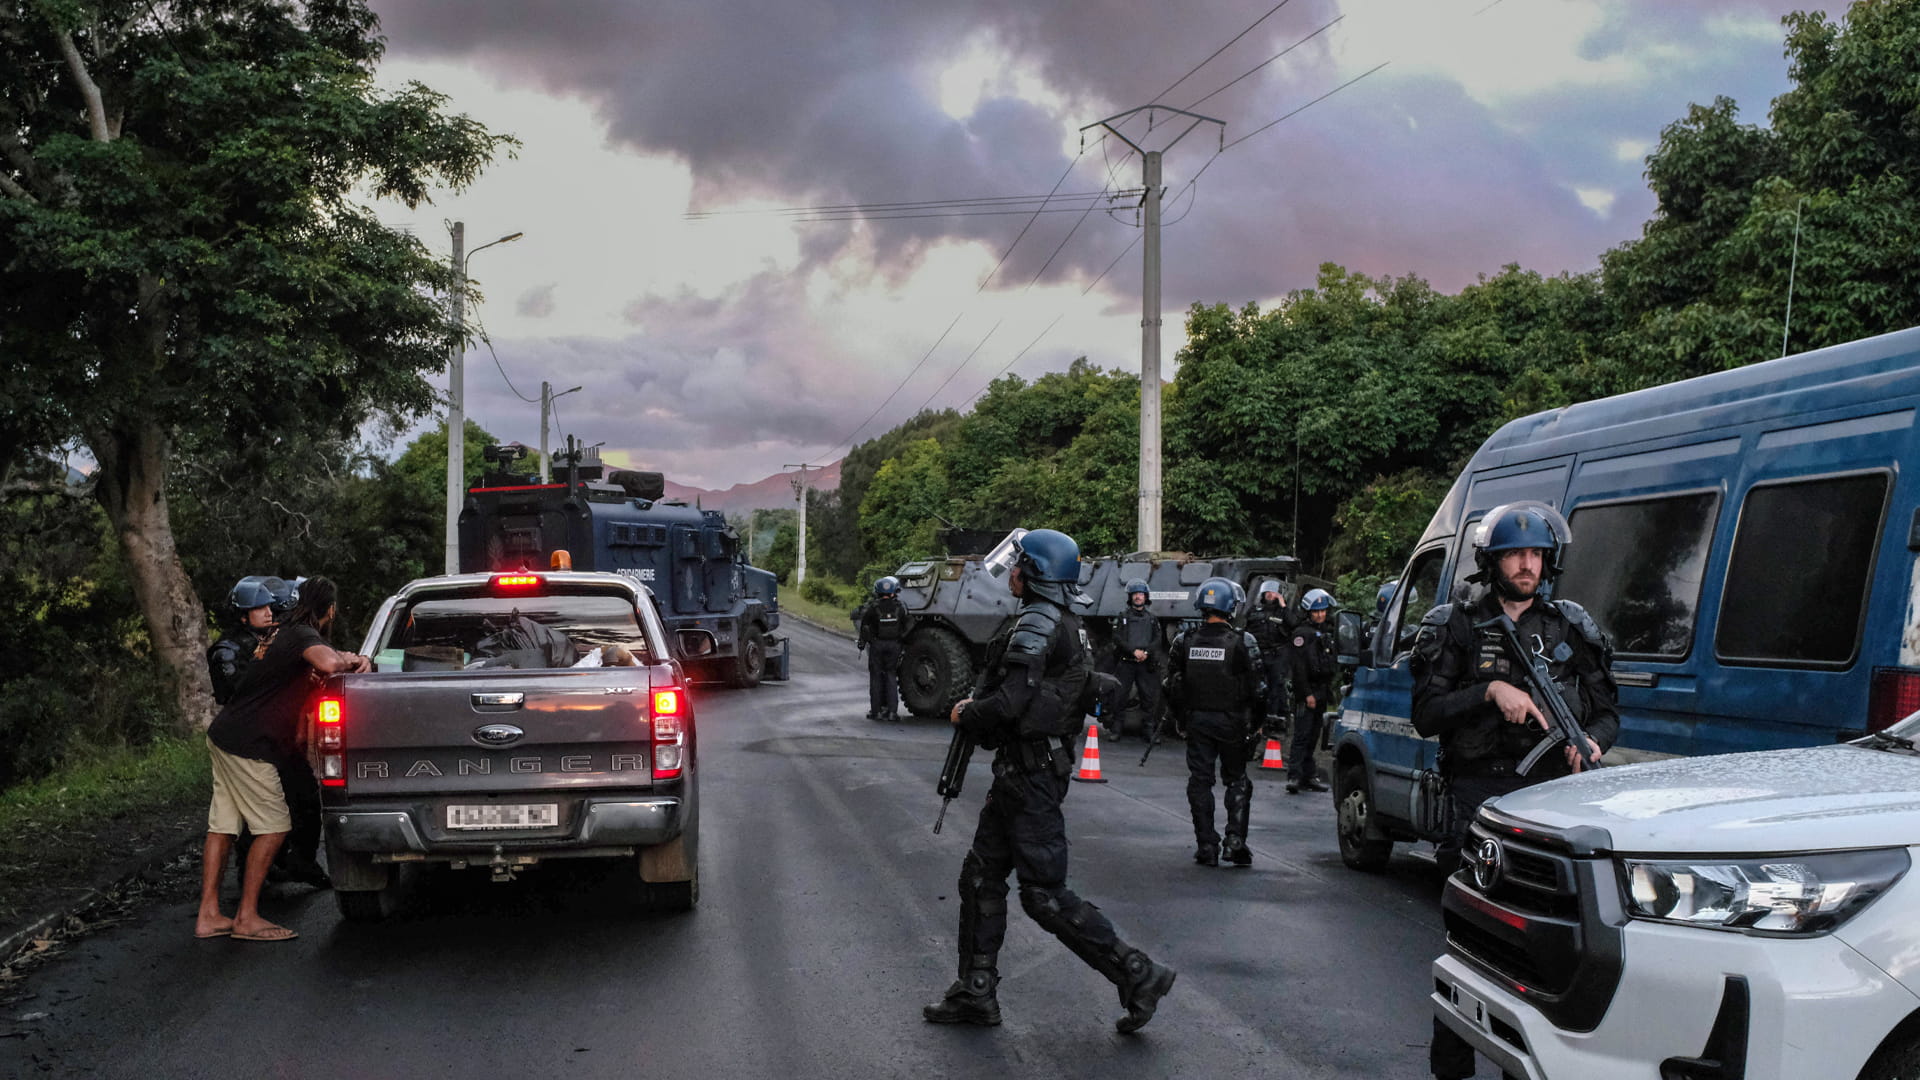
92;416;215;731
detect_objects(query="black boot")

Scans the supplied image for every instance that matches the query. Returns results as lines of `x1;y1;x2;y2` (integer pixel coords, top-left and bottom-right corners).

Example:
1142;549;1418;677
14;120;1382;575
1193;842;1219;867
1222;836;1252;867
922;957;1001;1026
1115;948;1177;1033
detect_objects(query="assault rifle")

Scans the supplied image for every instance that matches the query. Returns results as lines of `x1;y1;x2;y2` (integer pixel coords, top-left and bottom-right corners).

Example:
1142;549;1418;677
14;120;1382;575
933;725;974;834
1478;613;1601;777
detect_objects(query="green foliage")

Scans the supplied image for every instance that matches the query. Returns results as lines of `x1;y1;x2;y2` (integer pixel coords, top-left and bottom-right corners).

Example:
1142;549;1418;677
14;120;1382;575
858;437;950;571
763;519;798;584
804;487;862;581
1323;469;1455;580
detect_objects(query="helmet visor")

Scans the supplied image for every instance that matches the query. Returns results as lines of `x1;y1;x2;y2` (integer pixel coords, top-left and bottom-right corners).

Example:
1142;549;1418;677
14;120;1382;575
980;529;1030;582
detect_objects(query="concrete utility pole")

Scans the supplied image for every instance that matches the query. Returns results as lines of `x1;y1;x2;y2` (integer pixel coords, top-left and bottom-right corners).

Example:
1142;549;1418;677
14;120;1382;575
442;222;524;573
1080;107;1222;555
539;381;583;483
784;463;818;584
444;221;465;575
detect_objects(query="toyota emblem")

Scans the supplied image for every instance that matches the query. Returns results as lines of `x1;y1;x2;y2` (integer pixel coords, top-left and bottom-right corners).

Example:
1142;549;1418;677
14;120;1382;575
473;723;525;747
1471;837;1505;892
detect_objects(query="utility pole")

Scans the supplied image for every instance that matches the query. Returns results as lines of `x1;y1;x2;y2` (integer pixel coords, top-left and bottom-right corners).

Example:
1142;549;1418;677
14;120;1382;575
784;463;818;584
444;221;465;575
1782;196;1808;359
1081;107;1223;554
539;382;583;483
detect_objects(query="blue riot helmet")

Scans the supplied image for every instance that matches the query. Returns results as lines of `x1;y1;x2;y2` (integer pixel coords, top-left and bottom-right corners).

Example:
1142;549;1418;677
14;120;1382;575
1300;588;1334;612
227;577;275;618
1195;577;1238;618
1470;501;1572;599
874;575;901;597
1376;579;1398;617
1125;578;1150;605
1013;528;1082;605
261;576;298;618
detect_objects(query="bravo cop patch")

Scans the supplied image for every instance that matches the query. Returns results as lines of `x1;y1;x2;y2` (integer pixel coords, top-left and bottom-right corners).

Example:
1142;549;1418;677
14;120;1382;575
1188;646;1227;661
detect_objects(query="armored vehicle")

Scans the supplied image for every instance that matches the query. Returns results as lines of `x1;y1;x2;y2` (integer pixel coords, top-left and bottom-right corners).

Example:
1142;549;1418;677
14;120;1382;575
886;530;1315;721
458;443;784;688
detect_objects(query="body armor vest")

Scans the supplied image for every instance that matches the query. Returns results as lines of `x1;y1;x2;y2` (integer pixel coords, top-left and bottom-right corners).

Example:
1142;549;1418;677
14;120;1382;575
1181;622;1252;715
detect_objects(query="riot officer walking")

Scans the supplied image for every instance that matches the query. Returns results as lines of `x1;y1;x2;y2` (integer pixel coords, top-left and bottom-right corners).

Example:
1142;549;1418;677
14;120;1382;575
858;575;909;721
1105;579;1164;741
923;528;1177;1033
1243;580;1293;741
1165;577;1265;867
1412;501;1618;1080
1286;589;1338;795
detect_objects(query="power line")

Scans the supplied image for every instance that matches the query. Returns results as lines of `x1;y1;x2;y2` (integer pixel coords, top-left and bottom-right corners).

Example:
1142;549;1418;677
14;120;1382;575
685;189;1129;218
1150;0;1299;104
776;200;1142;225
474;322;539;404
1182;13;1345;111
1222;60;1393;153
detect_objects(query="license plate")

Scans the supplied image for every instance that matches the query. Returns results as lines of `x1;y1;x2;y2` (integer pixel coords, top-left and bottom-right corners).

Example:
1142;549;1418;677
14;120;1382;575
1452;985;1489;1030
446;803;559;830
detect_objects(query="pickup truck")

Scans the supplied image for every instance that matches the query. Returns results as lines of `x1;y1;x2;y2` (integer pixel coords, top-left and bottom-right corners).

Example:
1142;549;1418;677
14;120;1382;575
308;570;703;921
1431;722;1920;1080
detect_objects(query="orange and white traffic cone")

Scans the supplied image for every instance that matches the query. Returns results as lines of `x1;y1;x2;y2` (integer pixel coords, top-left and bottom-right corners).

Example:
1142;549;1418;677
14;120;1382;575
1258;737;1287;771
1073;722;1108;784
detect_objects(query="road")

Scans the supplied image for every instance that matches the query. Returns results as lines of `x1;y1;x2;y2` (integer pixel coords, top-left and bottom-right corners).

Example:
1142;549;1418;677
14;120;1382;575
2;619;1452;1079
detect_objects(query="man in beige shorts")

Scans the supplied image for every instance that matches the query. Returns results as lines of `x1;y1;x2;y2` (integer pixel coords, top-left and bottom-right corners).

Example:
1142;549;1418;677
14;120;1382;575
197;576;367;942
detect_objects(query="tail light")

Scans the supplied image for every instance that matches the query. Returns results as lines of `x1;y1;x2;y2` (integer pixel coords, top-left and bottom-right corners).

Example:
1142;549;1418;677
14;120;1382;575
1868;667;1920;732
652;687;686;780
490;573;544;590
315;696;346;788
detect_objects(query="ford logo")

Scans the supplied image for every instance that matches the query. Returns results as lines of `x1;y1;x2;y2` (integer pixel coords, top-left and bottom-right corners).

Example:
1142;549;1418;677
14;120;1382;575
1470;837;1505;892
473;723;525;747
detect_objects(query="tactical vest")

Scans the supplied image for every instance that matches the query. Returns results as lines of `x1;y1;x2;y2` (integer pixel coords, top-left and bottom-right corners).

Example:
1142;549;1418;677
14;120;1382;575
1246;604;1290;650
870;598;906;642
1115;608;1160;654
1181;622;1252;715
980;602;1093;738
206;628;261;706
1451;602;1589;766
1295;621;1336;682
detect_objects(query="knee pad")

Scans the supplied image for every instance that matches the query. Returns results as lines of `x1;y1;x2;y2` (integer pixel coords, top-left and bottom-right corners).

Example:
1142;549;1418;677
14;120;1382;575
961;853;1008;915
1018;884;1065;925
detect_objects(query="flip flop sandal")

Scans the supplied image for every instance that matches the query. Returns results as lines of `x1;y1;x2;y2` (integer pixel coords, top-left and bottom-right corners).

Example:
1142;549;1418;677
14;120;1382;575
194;928;233;939
231;928;299;942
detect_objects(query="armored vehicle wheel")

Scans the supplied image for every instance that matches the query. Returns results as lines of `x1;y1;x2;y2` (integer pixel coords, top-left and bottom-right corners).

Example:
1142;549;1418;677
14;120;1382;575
900;628;973;718
336;881;400;922
1335;762;1394;872
728;622;767;689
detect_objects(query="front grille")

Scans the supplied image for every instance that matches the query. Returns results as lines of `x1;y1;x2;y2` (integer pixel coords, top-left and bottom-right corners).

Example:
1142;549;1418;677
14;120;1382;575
1444;819;1626;1032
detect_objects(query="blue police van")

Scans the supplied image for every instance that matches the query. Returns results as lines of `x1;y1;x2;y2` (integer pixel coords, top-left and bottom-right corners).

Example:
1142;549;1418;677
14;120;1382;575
1330;325;1920;870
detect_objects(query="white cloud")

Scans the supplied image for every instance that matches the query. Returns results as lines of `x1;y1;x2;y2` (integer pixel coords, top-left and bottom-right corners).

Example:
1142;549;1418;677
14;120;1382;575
1614;137;1653;163
1572;185;1616;216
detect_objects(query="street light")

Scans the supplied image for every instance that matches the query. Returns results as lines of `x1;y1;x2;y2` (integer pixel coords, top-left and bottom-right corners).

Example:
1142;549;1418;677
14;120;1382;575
445;223;525;575
540;383;583;482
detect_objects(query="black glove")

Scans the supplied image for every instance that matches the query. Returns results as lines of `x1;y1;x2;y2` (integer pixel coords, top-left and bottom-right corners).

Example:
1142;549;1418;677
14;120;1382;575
857;640;867;653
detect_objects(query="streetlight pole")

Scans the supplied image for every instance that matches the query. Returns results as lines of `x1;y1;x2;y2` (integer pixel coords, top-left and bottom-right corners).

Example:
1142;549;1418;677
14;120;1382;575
444;223;524;574
540;382;583;482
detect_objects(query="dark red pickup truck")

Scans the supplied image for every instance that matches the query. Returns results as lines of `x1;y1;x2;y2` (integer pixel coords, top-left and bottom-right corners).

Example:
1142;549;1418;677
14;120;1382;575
309;571;703;921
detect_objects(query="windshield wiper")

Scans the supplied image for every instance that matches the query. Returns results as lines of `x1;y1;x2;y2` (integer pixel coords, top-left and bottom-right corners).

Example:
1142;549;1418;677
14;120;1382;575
1858;729;1920;754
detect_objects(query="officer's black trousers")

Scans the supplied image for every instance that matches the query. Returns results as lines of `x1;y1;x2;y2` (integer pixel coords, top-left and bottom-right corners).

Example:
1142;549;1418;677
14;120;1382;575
1184;714;1251;848
1110;659;1160;733
956;763;1125;980
279;755;323;867
1261;656;1290;725
1288;703;1325;785
867;640;902;716
1431;771;1536;1080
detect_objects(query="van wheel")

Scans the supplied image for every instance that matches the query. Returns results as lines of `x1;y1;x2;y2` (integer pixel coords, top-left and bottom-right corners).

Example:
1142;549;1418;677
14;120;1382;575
899;628;973;718
729;622;766;688
1336;762;1395;872
1860;1030;1920;1080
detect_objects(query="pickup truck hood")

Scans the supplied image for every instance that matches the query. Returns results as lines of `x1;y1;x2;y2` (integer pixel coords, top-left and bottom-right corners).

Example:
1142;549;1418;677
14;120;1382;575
1485;744;1920;855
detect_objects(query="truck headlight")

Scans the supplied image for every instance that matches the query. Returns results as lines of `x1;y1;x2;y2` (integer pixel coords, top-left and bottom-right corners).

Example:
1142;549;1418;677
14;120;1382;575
1623;848;1909;934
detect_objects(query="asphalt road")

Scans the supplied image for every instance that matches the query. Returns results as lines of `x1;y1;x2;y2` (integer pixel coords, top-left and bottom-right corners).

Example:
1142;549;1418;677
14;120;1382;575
2;619;1454;1079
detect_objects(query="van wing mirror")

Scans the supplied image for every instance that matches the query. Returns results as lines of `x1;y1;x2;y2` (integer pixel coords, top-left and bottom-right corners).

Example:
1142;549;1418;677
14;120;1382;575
675;629;717;658
1334;610;1369;667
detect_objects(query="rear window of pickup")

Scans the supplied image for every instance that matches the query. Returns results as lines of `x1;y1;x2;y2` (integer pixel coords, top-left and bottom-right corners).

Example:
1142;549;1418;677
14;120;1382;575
376;591;654;670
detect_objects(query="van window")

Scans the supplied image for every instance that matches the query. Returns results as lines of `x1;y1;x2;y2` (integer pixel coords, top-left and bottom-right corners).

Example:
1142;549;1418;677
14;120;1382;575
1387;548;1447;659
1716;473;1889;666
1558;492;1719;659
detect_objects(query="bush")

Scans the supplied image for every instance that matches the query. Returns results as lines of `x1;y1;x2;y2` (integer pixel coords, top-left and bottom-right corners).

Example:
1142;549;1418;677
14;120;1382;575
800;576;862;608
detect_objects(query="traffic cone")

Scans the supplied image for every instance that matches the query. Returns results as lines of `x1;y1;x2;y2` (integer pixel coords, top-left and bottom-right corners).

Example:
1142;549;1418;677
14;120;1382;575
1073;722;1108;783
1258;737;1287;771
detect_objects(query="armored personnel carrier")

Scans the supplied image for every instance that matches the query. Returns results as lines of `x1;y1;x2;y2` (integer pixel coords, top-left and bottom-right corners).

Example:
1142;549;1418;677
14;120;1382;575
885;530;1317;720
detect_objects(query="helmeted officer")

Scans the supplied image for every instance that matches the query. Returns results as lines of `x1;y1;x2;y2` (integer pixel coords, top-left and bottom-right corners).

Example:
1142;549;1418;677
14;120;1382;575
858;575;909;720
1286;588;1338;795
1165;577;1265;867
205;577;280;704
1243;579;1293;736
1412;501;1618;1080
1106;578;1165;742
924;528;1177;1033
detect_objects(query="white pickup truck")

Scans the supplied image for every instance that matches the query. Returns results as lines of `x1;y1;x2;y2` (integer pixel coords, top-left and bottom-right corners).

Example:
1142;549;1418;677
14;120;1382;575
1432;723;1920;1080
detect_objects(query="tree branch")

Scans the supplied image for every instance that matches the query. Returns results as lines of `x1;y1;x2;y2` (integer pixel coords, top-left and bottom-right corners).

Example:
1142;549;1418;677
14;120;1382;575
55;30;112;143
0;170;33;203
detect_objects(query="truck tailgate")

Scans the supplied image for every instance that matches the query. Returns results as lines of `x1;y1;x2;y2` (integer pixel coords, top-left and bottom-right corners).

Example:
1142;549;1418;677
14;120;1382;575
331;668;659;796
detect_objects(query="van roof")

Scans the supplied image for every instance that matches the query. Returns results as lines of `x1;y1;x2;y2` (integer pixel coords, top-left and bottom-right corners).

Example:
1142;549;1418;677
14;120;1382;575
1477;324;1920;467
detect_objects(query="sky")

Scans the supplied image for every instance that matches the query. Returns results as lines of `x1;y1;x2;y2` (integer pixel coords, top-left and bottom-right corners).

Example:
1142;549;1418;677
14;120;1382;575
364;0;1834;488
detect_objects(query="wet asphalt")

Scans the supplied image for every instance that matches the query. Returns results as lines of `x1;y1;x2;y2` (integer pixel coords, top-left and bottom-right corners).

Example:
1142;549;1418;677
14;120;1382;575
1;618;1453;1079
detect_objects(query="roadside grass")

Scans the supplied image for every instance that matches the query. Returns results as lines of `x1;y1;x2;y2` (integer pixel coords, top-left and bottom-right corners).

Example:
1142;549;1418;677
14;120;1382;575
0;737;209;929
779;589;860;636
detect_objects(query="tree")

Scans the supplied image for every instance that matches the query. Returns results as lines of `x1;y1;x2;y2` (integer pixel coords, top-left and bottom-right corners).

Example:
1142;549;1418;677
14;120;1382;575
0;0;513;728
857;438;950;574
